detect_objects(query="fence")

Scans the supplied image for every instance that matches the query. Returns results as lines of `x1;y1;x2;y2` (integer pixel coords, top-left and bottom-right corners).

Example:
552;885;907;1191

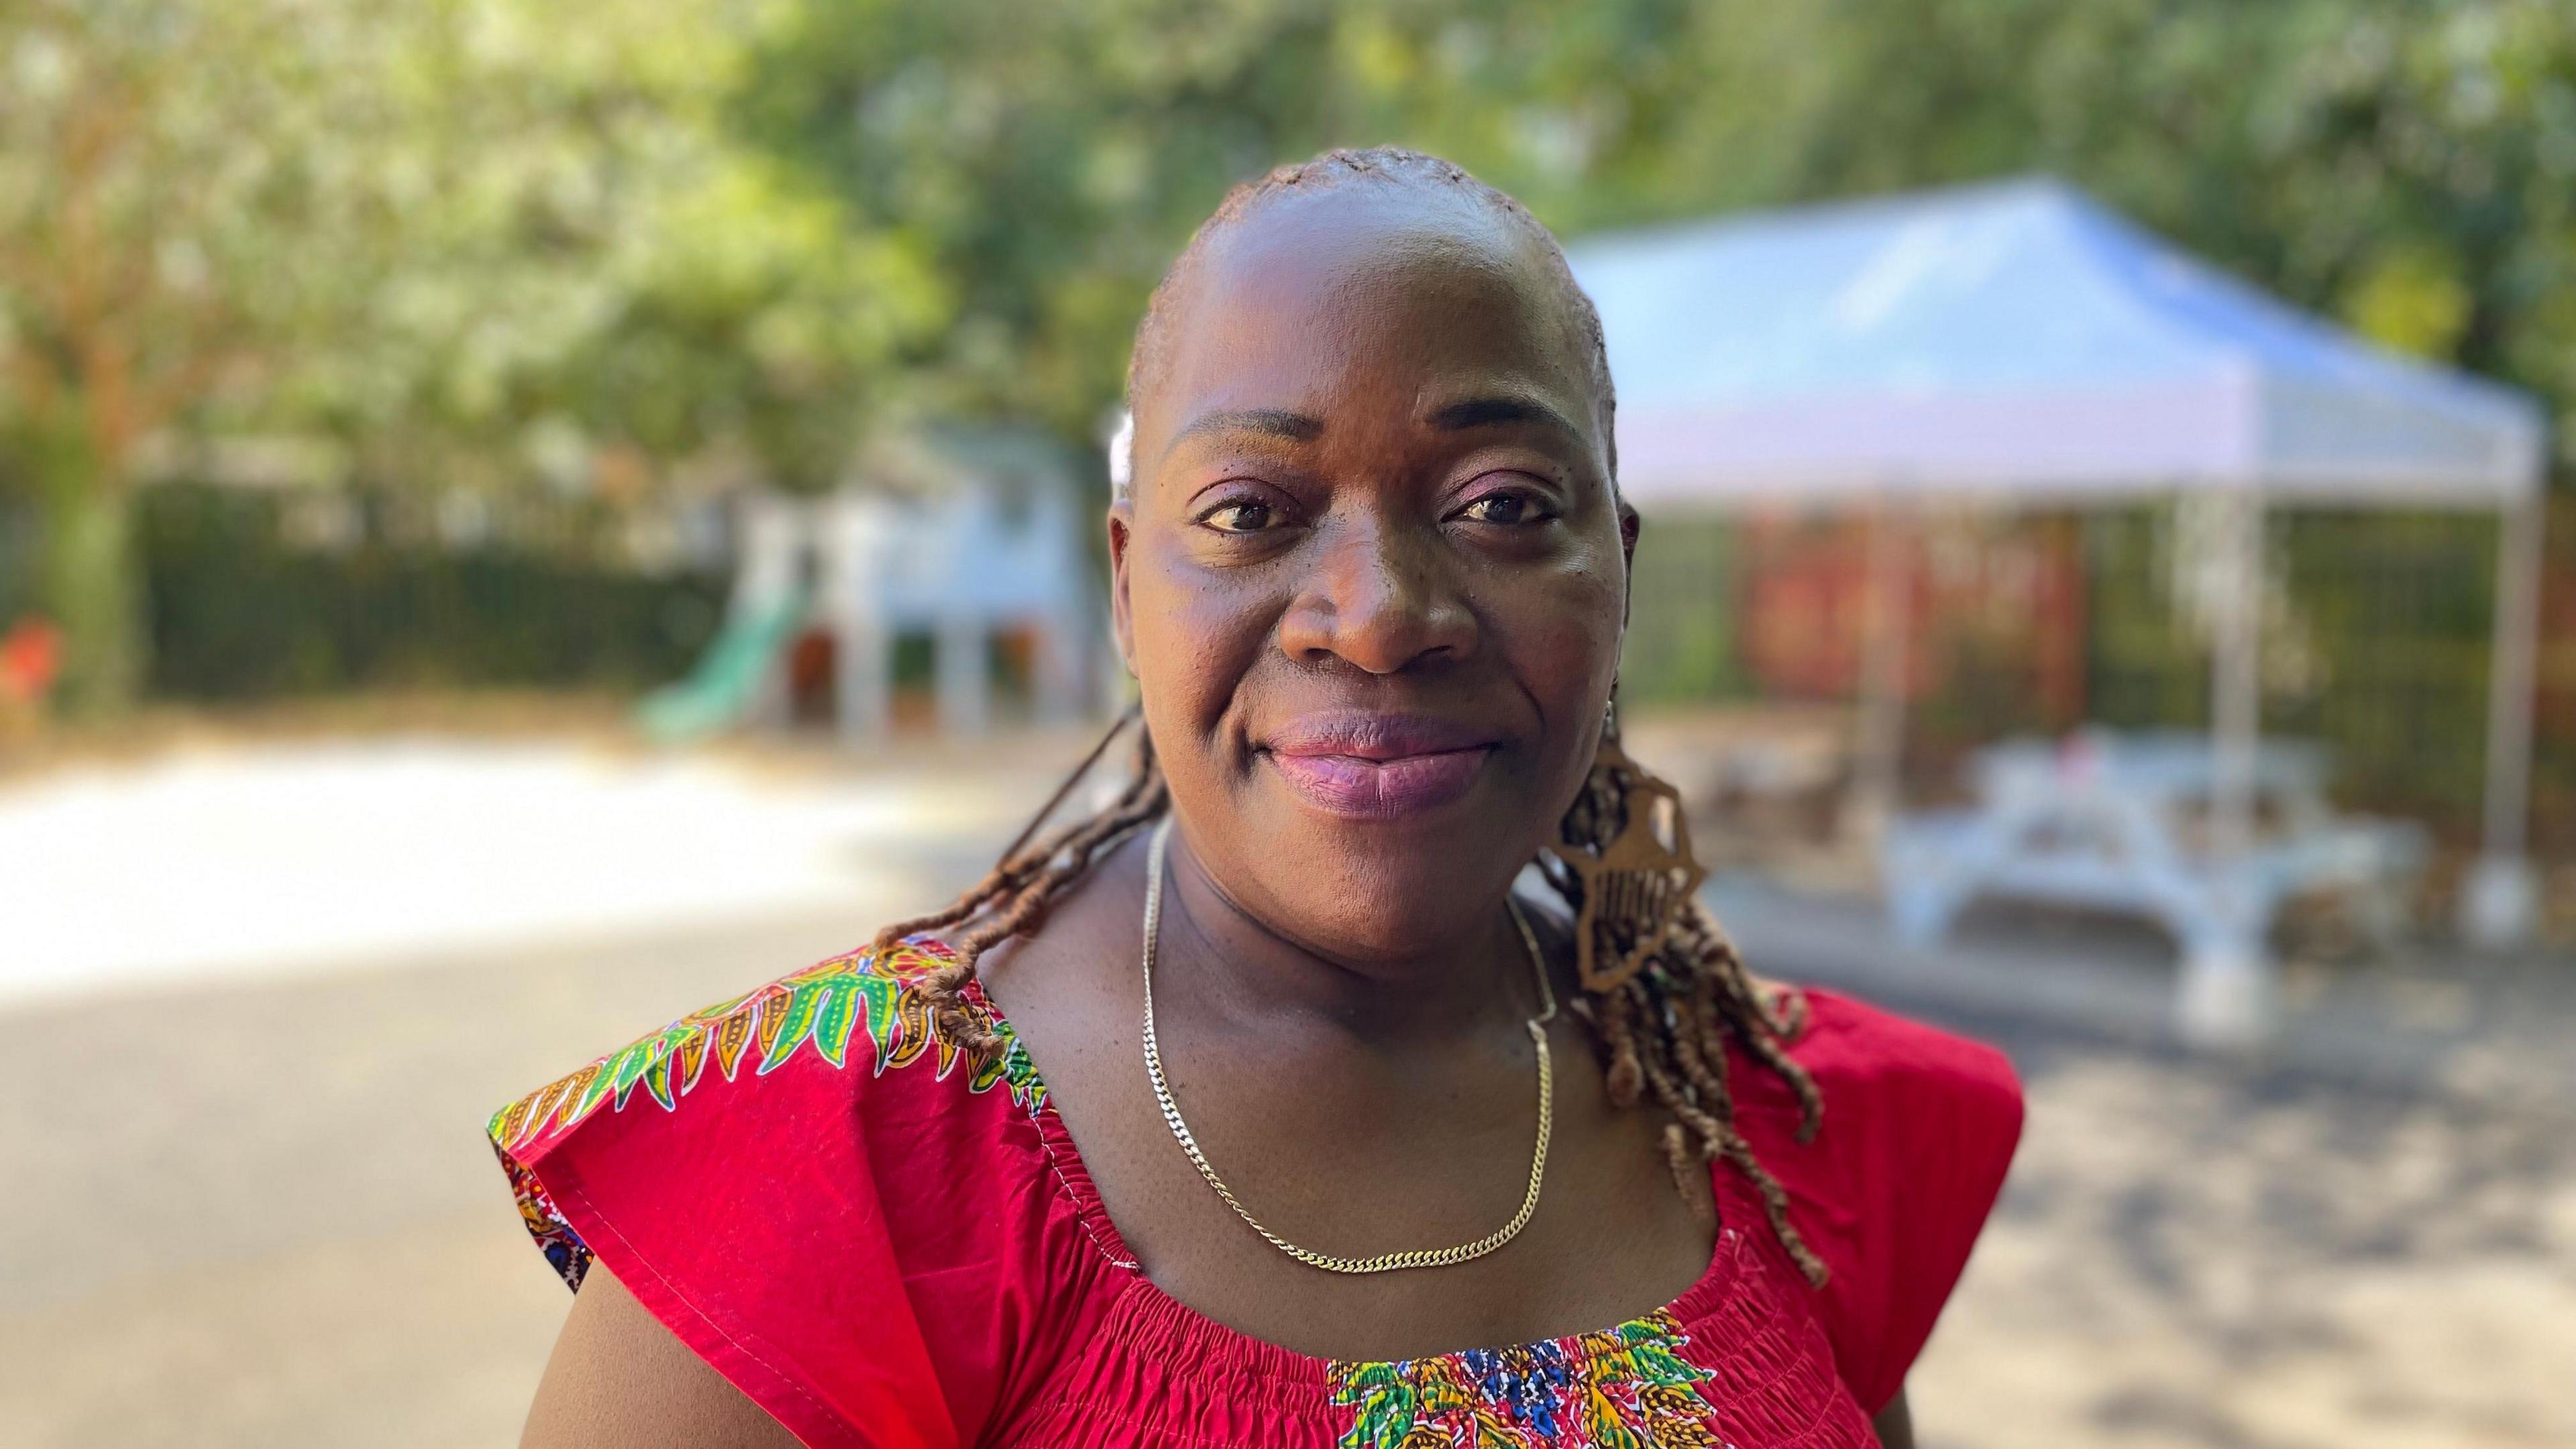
0;484;734;702
1622;495;2576;856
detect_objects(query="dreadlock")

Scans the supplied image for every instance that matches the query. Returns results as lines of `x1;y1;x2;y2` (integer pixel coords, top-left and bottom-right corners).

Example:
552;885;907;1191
871;710;1168;1066
1544;751;1829;1286
877;146;1826;1287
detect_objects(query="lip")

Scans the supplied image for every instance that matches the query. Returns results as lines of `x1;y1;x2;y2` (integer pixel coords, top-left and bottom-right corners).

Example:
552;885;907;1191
1260;711;1501;819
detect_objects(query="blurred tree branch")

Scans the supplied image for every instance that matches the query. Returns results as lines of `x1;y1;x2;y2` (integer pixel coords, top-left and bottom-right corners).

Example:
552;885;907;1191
6;0;2573;717
736;0;2576;458
0;0;942;712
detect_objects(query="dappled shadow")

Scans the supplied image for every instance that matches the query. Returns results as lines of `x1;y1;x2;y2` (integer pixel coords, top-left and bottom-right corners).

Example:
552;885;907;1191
1913;1015;2576;1449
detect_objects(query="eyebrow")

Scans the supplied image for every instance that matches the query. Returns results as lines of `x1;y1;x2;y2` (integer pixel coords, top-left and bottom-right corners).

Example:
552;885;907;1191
1158;394;1585;463
1426;394;1585;442
1163;408;1324;460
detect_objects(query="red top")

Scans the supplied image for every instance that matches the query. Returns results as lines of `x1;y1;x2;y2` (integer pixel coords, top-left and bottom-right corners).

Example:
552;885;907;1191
490;936;2022;1449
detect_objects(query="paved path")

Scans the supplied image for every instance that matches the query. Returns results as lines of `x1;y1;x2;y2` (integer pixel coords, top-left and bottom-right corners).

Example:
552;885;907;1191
0;737;1044;1006
5;822;2570;1446
1721;879;2576;1448
0;906;910;1448
1911;1022;2576;1449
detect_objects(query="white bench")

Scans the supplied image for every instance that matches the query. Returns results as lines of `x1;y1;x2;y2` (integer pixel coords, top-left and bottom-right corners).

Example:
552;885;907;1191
1883;731;2426;1038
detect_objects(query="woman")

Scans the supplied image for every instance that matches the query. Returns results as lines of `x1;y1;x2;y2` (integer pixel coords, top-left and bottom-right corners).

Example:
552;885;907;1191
492;148;2021;1449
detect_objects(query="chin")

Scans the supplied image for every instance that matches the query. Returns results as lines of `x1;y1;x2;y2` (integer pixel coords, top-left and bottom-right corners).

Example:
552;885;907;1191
1242;793;1538;961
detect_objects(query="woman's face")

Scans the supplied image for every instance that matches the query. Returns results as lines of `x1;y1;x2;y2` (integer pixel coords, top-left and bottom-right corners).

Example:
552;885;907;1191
1114;184;1631;963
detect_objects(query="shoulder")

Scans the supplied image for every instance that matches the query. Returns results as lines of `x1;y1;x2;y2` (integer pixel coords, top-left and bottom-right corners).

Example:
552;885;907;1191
490;935;1052;1288
490;935;1045;1197
1784;989;2023;1141
1728;989;2024;1415
1726;987;2021;1153
486;936;1085;1449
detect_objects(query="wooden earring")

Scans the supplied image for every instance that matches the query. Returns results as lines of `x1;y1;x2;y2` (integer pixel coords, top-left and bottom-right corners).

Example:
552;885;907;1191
1551;706;1709;995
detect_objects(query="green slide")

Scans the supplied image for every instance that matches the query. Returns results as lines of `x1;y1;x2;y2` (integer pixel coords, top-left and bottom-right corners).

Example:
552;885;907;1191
635;590;808;744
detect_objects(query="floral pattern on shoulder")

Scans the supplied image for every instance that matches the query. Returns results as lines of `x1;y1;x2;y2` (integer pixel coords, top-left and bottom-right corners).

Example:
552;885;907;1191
487;936;1046;1156
1328;1308;1727;1449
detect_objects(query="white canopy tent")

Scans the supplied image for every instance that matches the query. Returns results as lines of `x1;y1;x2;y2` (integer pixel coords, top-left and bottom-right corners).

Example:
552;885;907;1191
1566;176;2551;1040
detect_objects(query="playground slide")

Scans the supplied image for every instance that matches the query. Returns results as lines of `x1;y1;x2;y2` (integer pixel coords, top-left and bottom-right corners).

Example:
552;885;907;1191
635;592;807;744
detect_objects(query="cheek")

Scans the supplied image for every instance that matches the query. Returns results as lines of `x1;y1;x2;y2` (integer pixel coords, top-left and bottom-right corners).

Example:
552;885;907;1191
1493;548;1627;716
1128;535;1281;738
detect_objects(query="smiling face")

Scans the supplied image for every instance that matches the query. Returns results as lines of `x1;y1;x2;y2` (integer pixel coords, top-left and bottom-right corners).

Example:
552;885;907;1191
1112;179;1633;963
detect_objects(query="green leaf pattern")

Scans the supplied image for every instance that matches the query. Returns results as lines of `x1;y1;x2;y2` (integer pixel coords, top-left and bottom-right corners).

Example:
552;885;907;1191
486;937;1046;1152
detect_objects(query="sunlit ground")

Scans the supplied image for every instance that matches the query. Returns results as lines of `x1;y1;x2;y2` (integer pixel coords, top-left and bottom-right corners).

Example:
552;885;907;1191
0;735;1046;1004
1;729;2569;1448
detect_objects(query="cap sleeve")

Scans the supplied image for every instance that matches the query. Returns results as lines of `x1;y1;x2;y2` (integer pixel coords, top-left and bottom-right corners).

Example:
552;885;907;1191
487;941;1069;1449
1728;989;2024;1413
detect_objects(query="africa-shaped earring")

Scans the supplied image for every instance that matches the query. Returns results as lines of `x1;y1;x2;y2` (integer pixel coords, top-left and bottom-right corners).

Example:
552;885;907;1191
1549;700;1709;995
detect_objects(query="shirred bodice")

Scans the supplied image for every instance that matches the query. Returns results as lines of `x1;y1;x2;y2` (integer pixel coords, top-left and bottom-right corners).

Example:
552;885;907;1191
490;936;2021;1448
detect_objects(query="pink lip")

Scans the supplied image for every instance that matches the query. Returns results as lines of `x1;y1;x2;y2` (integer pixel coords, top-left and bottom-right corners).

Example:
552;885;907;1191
1260;712;1500;818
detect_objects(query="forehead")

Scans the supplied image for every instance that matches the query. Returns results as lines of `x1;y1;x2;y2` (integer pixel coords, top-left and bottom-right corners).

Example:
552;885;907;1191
1140;186;1598;452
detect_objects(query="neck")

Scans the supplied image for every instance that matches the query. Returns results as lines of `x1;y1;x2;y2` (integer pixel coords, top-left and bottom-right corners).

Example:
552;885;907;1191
1151;821;1541;1046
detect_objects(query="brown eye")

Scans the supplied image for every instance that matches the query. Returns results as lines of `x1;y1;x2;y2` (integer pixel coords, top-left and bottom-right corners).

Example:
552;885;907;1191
1457;491;1553;526
1201;500;1277;533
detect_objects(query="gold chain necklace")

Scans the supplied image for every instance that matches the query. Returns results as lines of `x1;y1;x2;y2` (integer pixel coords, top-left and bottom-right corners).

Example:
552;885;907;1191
1138;816;1558;1275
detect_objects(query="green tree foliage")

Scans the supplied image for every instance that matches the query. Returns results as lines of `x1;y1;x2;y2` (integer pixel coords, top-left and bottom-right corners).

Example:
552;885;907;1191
9;0;2576;716
0;0;362;708
743;0;2576;449
0;0;938;711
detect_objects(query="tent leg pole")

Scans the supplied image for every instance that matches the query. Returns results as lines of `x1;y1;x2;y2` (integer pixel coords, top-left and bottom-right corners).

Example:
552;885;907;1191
838;613;890;744
936;611;990;735
1854;502;1912;862
2463;492;2545;949
2180;488;2273;1047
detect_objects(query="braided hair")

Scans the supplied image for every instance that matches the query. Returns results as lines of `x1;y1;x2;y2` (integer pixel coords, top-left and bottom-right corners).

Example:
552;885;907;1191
877;147;1827;1287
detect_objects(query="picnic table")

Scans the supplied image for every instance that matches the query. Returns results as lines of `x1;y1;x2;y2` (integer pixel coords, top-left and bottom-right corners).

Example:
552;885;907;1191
1883;730;2428;1036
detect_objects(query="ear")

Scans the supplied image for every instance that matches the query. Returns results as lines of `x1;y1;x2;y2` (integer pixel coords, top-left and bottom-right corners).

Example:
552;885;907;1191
1617;498;1641;631
1107;502;1138;676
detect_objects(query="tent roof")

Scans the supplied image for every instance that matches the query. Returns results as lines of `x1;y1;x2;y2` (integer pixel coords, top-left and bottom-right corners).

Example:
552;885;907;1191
1566;177;2547;509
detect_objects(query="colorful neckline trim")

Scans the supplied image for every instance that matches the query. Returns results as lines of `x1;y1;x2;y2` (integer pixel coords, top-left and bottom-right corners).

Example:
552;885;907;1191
967;953;1750;1385
490;932;1757;1443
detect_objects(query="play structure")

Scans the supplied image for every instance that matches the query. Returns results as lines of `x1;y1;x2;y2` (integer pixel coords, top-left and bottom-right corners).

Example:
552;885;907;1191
1562;176;2549;1044
641;431;1098;743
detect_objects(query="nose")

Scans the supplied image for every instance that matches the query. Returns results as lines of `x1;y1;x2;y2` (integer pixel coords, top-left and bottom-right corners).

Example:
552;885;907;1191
1275;511;1479;674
